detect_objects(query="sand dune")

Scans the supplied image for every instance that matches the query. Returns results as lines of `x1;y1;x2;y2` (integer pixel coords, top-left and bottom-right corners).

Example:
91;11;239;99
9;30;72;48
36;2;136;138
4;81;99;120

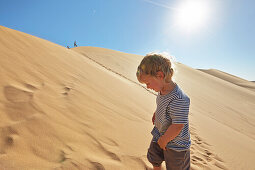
198;69;255;92
0;26;254;170
0;26;154;170
72;46;142;83
73;48;255;169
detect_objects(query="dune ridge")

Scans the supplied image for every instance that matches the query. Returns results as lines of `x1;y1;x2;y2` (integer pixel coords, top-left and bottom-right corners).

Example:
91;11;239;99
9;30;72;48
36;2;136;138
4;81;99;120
0;26;254;169
198;69;255;92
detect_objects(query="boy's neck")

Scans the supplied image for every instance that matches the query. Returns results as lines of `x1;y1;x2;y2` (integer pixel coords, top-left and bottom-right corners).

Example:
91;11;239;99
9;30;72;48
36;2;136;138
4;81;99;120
160;81;176;95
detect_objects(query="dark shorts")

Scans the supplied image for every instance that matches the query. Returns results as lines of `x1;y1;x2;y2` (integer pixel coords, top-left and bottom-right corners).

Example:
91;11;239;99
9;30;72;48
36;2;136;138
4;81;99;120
147;141;190;170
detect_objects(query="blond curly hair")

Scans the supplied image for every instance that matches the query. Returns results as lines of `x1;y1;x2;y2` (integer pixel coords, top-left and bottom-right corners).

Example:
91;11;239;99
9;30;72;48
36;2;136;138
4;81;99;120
136;53;174;83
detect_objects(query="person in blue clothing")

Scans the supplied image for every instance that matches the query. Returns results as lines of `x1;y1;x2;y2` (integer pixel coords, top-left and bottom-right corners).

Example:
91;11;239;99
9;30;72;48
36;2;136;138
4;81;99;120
136;53;191;170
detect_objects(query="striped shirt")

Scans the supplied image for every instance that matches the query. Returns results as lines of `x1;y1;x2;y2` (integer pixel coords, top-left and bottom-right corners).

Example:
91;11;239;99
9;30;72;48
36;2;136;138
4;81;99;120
151;84;191;151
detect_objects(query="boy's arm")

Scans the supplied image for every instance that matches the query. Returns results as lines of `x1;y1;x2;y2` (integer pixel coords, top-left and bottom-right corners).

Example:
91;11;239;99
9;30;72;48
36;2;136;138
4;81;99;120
158;124;184;150
152;112;155;125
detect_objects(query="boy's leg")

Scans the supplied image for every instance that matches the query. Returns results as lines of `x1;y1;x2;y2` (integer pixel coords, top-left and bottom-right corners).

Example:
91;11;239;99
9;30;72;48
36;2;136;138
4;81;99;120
164;148;190;170
147;140;164;169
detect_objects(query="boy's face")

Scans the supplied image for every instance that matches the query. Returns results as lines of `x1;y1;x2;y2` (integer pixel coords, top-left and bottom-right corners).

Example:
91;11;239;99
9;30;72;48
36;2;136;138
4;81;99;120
139;73;164;92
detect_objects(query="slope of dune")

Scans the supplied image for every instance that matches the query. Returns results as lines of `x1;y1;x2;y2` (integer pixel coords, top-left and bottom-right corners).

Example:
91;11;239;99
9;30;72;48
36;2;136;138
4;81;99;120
1;26;255;170
198;69;255;92
72;46;142;83
74;47;255;170
0;26;156;170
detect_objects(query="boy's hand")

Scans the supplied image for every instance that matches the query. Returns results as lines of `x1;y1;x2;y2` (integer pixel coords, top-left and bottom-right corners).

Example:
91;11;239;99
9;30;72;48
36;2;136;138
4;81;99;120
152;112;155;125
158;136;167;150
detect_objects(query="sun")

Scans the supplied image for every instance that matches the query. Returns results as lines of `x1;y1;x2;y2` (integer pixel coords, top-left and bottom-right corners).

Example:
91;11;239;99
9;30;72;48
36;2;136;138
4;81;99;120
174;0;211;33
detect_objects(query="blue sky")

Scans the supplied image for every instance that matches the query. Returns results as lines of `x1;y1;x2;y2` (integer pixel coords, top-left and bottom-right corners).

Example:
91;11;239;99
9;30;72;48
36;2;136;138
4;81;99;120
1;0;254;81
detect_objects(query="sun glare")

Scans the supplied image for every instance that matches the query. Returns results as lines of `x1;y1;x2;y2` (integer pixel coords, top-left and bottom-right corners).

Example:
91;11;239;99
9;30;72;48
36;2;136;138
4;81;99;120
174;0;211;33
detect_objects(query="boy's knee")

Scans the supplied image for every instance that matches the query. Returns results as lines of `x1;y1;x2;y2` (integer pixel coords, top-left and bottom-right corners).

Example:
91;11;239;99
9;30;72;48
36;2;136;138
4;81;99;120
147;141;164;167
147;153;162;167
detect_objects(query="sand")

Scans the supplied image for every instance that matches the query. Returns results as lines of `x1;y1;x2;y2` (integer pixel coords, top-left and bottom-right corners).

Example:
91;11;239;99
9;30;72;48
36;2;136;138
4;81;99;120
0;26;255;170
198;69;255;92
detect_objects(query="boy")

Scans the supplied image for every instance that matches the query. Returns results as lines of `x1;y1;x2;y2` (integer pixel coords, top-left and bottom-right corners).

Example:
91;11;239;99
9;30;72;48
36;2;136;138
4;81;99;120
136;53;190;170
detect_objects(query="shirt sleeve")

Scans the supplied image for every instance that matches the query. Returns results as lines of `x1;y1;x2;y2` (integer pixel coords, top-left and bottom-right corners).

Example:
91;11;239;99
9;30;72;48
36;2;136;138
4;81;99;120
168;98;190;124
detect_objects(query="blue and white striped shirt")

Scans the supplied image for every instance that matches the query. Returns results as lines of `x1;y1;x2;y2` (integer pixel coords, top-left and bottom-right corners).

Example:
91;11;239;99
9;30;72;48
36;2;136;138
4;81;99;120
151;84;191;151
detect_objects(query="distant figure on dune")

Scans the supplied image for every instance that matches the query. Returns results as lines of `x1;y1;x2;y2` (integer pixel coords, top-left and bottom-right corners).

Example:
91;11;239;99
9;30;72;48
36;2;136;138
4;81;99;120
74;41;77;47
136;53;191;170
67;46;70;49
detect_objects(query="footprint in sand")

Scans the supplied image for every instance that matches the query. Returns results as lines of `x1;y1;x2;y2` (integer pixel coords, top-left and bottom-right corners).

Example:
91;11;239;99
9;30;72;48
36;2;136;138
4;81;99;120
89;161;106;170
24;83;38;91
0;126;19;154
3;85;43;122
62;86;72;96
190;127;228;170
84;132;121;162
4;85;33;103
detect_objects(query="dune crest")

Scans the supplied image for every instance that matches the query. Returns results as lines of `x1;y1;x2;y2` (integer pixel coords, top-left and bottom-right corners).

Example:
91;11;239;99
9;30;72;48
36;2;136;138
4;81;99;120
198;69;255;92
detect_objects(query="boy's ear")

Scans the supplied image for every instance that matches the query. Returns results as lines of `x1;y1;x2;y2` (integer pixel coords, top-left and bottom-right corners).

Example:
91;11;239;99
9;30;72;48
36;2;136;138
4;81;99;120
156;71;165;79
